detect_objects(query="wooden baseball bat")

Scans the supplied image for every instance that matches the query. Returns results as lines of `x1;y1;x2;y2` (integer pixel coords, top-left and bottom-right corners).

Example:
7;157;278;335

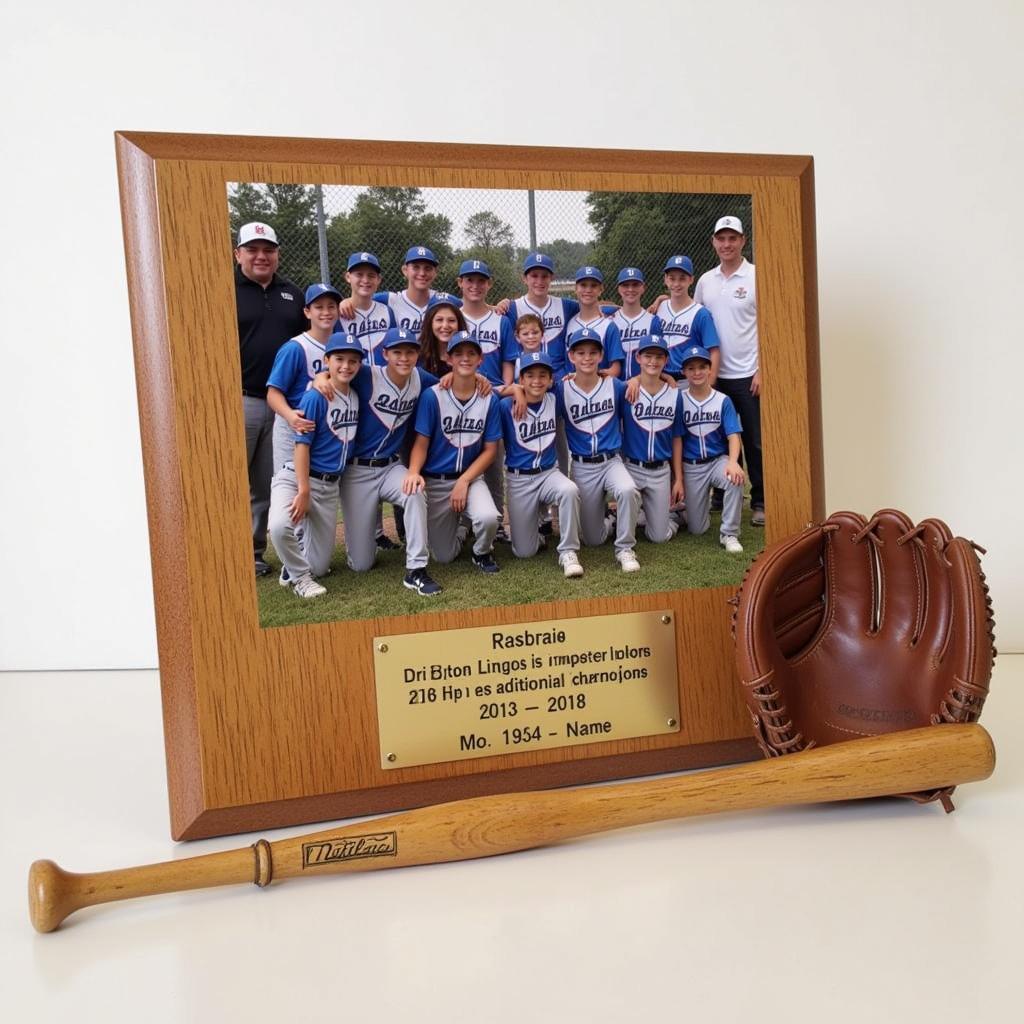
29;723;995;932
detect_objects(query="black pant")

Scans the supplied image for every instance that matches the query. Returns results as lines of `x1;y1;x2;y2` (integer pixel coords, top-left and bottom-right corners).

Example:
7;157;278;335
714;375;763;509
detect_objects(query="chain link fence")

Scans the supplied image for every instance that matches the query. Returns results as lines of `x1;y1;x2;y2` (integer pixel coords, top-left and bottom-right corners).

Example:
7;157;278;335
228;182;753;300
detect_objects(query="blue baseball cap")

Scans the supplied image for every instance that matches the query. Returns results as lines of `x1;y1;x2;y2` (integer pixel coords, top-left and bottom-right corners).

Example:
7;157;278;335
523;252;555;273
567;327;604;352
680;344;712;366
381;327;420;350
347;251;381;272
458;258;492;278
403;246;438;265
574;265;604;283
616;266;645;285
427;291;461;310
518;351;556;374
663;255;694;275
324;333;366;357
637;334;669;355
446;330;482;354
304;282;343;304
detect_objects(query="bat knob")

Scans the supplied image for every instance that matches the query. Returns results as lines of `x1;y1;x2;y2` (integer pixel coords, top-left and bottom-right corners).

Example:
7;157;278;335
29;859;79;933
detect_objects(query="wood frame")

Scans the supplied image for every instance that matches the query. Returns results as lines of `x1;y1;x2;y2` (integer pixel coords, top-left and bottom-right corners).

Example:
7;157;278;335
115;132;822;840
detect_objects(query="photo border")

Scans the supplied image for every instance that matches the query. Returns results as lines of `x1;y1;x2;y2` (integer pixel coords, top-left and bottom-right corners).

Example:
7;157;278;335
116;133;822;839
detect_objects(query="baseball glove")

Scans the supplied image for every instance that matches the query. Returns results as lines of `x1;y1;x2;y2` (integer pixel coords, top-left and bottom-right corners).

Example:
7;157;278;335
732;509;995;811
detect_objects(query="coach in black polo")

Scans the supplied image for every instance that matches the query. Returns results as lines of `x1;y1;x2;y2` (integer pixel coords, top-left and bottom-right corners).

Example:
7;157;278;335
234;221;307;576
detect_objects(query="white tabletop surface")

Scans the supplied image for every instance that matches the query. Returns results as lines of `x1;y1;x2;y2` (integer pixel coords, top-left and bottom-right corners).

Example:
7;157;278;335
2;658;1020;1023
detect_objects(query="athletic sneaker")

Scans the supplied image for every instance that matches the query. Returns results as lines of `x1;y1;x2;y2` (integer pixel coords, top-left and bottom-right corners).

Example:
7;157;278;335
751;508;765;527
494;524;510;544
292;572;327;599
721;535;744;554
539;520;554;537
616;549;641;573
376;533;403;551
254;557;272;577
403;568;442;597
278;566;292;588
560;552;584;578
472;552;501;574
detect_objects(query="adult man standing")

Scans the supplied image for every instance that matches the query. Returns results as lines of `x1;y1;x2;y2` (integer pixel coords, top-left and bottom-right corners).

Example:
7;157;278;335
693;215;764;526
234;221;308;575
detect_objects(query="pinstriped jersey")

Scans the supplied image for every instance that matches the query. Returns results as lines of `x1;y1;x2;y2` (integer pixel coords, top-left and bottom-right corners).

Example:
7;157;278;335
292;387;359;475
622;383;685;462
266;333;326;406
557;377;626;457
654;300;721;374
335;301;396;366
375;289;463;333
680;388;742;460
349;364;439;461
499;395;559;471
414;386;502;475
565;312;624;372
613;310;664;377
463;309;515;386
506;296;580;375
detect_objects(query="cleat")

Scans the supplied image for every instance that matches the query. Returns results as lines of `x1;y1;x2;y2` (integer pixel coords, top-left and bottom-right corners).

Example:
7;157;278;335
254;557;272;577
403;568;442;597
721;535;744;554
751;508;765;527
616;549;641;573
472;552;501;574
292;572;327;599
376;533;403;551
560;552;584;578
278;566;292;588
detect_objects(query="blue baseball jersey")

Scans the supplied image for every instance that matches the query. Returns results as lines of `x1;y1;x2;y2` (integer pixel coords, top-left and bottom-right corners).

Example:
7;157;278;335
266;333;326;407
292;387;359;476
655;300;721;374
375;289;462;333
680;389;742;461
499;394;559;471
565;312;624;372
350;364;439;461
335;301;396;366
506;296;581;375
463;310;515;386
622;383;685;462
556;377;626;457
414;386;502;475
613;310;664;377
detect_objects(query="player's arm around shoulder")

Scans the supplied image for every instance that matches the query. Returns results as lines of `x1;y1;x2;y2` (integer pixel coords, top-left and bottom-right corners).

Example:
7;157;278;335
671;435;685;505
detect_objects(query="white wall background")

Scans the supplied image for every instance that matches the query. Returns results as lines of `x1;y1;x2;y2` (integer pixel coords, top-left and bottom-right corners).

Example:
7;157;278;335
1;0;1020;670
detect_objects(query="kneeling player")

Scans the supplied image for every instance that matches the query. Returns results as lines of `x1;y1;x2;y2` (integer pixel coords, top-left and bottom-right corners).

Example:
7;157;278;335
268;335;362;598
407;332;502;573
500;352;583;577
678;345;745;553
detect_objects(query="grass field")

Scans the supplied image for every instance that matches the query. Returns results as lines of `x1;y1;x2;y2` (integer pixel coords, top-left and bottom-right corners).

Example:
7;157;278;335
257;505;764;629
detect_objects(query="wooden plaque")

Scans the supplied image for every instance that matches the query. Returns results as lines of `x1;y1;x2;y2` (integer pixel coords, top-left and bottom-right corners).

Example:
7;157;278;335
115;133;822;840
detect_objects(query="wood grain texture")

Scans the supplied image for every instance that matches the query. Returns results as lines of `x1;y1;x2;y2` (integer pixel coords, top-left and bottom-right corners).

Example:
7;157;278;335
114;132;822;840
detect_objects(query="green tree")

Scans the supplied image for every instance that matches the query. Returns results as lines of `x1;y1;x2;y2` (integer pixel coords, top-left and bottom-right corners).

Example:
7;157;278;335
539;238;596;279
464;211;515;258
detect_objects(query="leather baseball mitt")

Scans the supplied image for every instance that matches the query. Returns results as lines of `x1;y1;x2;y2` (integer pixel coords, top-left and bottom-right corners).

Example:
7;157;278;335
732;509;995;810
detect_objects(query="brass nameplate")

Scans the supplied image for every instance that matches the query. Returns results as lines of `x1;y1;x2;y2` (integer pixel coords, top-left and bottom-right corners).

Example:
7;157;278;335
373;611;680;769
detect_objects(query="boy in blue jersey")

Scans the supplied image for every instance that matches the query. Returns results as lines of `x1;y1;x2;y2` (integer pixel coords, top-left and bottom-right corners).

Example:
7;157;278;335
407;332;503;573
341;327;442;597
565;267;624;375
559;328;641;571
268;334;363;599
504;252;580;379
678;345;745;553
335;252;396;366
613;267;664;379
655;256;721;381
499;352;583;577
266;283;342;471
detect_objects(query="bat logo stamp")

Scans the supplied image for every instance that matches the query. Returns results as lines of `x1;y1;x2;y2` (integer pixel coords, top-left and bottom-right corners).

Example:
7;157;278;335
302;831;398;867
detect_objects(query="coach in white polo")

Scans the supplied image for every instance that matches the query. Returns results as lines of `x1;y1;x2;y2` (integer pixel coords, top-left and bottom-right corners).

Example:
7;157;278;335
693;215;764;526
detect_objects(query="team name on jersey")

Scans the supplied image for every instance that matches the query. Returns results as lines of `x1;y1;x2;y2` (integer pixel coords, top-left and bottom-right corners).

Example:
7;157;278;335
372;392;418;420
684;407;723;428
633;401;678;423
328;402;360;437
442;413;486;436
465;315;502;352
568;396;616;422
518;415;556;442
344;316;390;337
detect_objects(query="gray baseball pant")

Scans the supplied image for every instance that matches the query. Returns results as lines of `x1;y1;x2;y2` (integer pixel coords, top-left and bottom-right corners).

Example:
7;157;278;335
624;460;678;542
340;462;429;572
506;468;581;558
268;467;339;580
683;456;743;538
425;477;498;562
572;455;640;553
244;395;275;558
483;441;506;525
272;413;296;472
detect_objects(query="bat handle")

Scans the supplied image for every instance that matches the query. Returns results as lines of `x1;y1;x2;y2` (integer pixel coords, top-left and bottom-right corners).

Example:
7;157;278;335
28;843;265;933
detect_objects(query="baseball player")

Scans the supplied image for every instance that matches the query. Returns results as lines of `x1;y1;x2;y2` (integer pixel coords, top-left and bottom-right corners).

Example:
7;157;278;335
677;344;745;553
408;331;502;573
558;328;641;572
265;282;342;471
620;335;685;543
613;267;664;379
268;333;363;599
335;252;396;366
339;327;443;597
499;351;584;577
565;266;624;376
656;255;721;380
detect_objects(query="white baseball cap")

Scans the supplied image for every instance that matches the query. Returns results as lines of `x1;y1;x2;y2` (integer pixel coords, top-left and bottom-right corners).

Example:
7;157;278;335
713;215;744;235
237;222;279;246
